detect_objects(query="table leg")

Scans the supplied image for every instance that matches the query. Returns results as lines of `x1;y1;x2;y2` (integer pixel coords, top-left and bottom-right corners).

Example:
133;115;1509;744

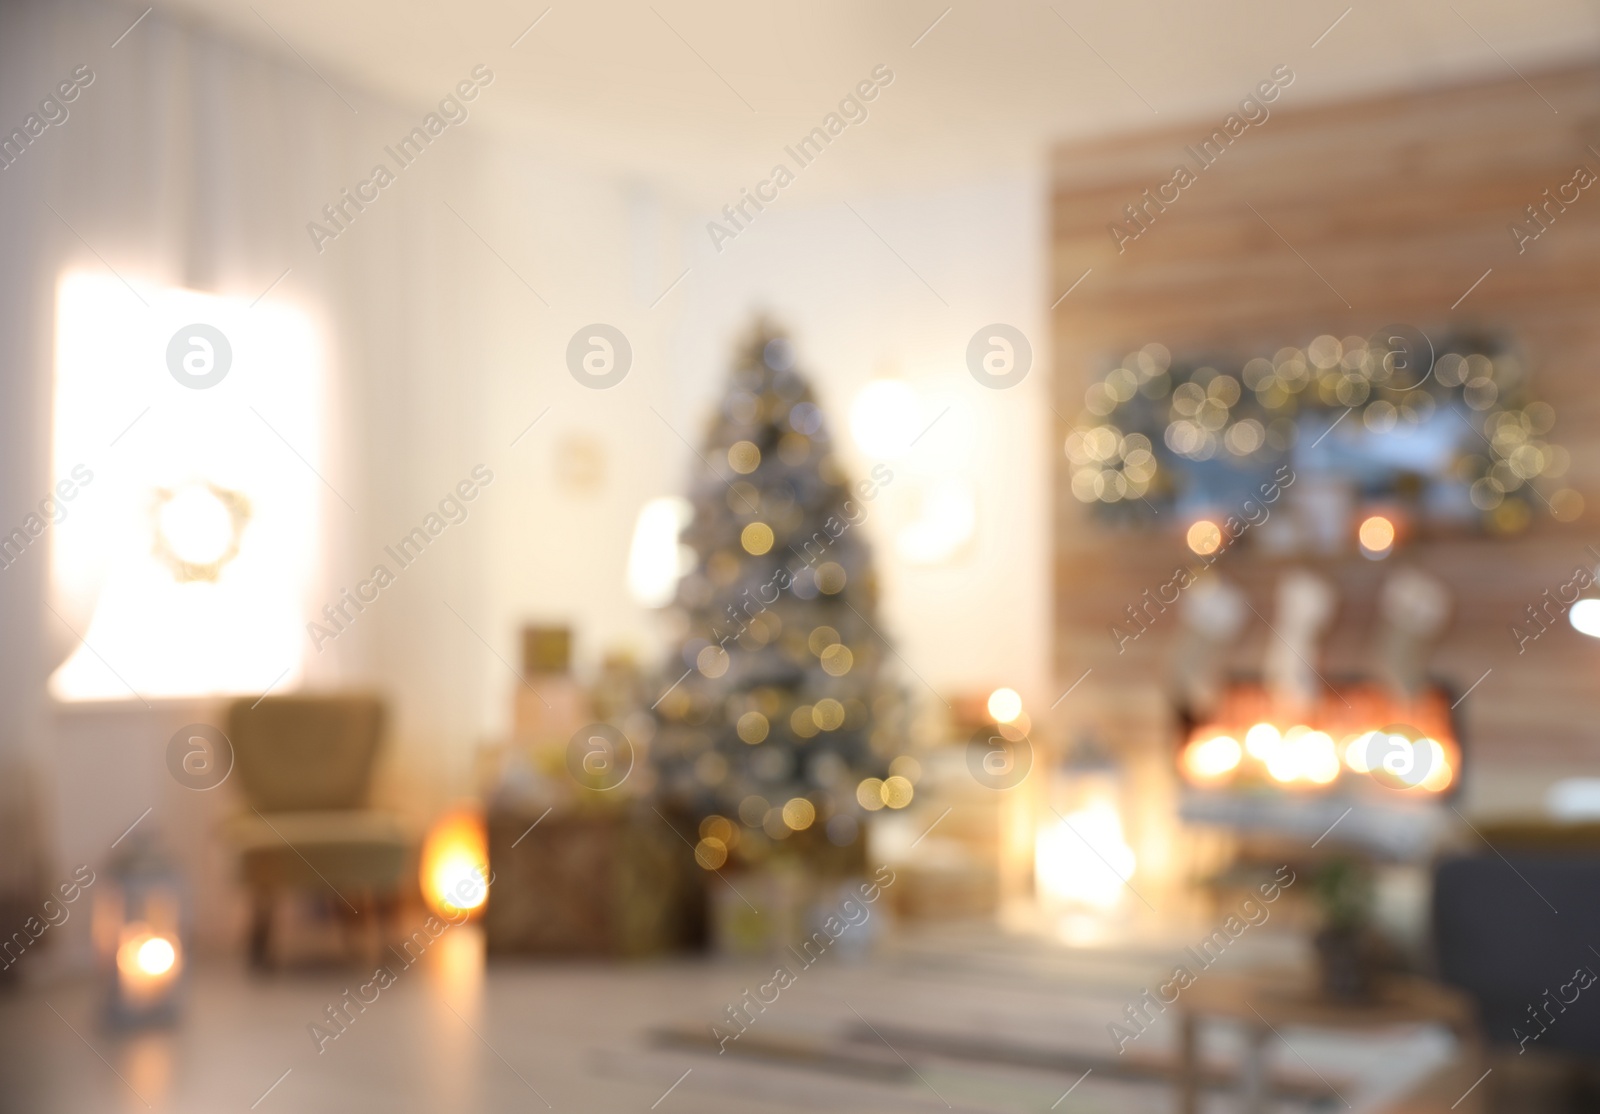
248;893;273;970
1178;1011;1199;1114
1457;1028;1489;1113
1241;1023;1270;1114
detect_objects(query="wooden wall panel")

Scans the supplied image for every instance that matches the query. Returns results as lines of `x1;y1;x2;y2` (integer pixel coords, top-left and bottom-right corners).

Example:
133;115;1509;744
1050;64;1600;780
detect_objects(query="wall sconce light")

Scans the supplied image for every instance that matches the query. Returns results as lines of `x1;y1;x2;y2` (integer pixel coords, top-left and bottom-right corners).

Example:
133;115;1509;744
626;496;693;608
848;379;921;460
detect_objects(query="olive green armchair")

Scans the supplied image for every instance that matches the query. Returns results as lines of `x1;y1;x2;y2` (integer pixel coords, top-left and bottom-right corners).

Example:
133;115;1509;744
223;695;411;968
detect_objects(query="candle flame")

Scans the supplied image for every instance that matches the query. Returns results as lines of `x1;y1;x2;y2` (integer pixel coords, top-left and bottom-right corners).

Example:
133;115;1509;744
420;808;490;919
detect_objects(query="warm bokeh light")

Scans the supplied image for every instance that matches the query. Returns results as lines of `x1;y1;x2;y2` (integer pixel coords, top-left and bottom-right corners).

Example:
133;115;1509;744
811;698;845;731
1360;729;1457;792
50;273;319;700
1343;726;1457;792
781;797;816;830
1344;732;1376;773
815;561;847;594
740;521;774;555
736;711;769;744
157;484;237;568
820;644;854;676
848;379;921;459
1300;730;1340;784
1035;800;1136;910
127;935;176;977
1186;520;1222;555
694;837;728;870
115;926;181;1006
1419;738;1455;792
1384;737;1428;788
856;777;886;811
987;687;1023;723
1182;734;1242;781
1266;744;1301;784
1244;722;1281;759
1261;727;1338;785
625;496;693;607
1184;694;1460;795
697;645;730;678
894;479;978;565
420;808;489;919
1570;598;1600;638
1359;514;1396;555
881;775;915;809
789;705;819;738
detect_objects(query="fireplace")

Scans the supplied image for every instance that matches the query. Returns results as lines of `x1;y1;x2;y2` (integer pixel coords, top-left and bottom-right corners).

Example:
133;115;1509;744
1176;678;1462;856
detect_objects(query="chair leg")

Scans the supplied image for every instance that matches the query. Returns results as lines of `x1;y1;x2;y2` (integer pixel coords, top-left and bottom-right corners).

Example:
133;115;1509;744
375;892;398;959
333;894;366;966
358;892;383;968
248;895;274;971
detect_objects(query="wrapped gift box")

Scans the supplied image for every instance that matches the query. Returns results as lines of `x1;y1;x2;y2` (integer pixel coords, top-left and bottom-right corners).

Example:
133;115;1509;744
484;806;703;957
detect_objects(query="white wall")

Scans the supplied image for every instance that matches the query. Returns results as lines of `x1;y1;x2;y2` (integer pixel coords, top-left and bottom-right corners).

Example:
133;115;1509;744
666;176;1052;706
454;170;1055;774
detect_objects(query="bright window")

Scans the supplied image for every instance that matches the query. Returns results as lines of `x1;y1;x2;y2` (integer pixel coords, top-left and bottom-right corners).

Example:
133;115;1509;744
49;272;323;701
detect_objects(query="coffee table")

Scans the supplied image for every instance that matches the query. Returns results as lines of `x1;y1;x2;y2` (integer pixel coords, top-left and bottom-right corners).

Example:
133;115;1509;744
1175;971;1481;1114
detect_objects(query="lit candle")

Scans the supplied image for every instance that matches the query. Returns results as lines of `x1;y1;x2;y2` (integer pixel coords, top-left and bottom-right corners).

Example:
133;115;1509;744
115;924;181;1010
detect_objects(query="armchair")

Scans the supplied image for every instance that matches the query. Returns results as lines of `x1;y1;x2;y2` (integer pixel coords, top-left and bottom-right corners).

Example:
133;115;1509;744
223;694;411;967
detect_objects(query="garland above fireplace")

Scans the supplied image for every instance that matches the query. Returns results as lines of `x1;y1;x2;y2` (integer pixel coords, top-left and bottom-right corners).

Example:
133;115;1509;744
1064;330;1579;555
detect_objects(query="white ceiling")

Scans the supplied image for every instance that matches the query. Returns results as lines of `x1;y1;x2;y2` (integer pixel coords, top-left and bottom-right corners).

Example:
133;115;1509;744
136;0;1600;202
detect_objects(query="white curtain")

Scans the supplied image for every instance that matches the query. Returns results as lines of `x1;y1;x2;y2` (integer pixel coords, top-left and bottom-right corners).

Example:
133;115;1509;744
0;0;697;849
0;0;519;891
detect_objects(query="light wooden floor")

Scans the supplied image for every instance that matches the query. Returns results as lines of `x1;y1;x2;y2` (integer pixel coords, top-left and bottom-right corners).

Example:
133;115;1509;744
0;923;1462;1113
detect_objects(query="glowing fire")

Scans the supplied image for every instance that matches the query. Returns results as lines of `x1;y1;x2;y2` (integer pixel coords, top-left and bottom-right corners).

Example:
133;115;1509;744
420;808;490;919
1179;682;1459;794
1345;729;1455;792
1181;734;1242;782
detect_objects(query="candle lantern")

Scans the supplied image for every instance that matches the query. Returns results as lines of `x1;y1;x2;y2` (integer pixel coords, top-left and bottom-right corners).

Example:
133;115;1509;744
93;834;187;1027
1035;742;1137;912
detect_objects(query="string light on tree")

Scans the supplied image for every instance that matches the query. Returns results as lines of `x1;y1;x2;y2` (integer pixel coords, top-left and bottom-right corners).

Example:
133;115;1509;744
987;687;1023;723
1358;514;1396;558
650;320;906;870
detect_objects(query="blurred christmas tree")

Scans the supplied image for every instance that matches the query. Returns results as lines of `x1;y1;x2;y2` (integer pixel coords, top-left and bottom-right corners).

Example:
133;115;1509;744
651;320;909;871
